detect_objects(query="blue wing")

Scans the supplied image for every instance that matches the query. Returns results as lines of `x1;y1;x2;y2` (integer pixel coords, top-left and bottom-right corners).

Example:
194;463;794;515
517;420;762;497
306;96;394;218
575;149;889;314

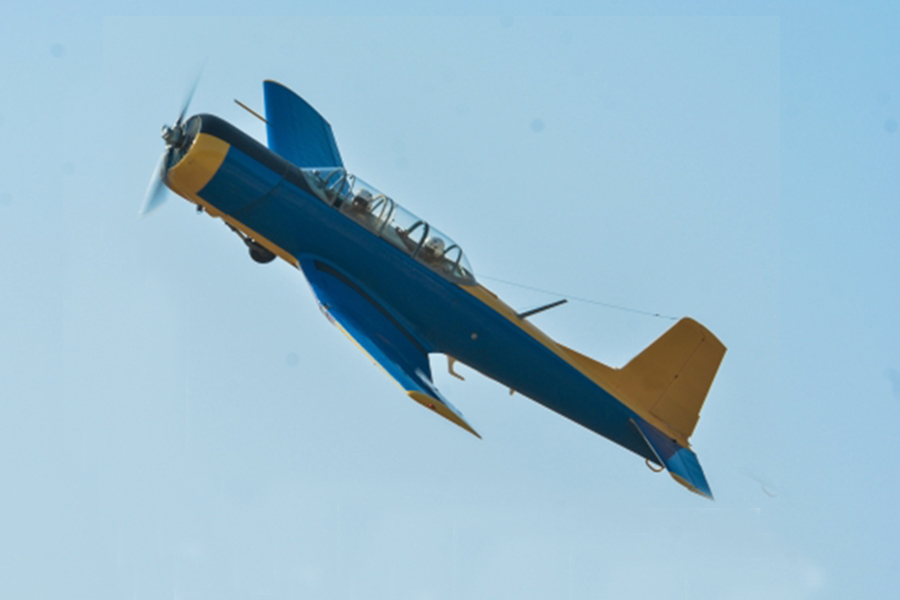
263;80;343;168
301;259;479;438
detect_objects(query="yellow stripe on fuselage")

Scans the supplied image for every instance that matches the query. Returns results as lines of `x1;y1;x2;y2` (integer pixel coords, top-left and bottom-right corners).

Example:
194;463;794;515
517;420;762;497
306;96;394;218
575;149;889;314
165;133;300;268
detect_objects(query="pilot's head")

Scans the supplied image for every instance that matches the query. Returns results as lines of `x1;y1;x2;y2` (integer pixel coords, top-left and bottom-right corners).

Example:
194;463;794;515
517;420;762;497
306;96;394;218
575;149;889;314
423;237;446;260
352;188;373;210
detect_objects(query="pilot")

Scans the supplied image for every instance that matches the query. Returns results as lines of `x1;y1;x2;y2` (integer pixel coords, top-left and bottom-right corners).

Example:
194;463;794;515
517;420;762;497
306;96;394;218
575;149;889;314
350;188;373;212
420;236;446;264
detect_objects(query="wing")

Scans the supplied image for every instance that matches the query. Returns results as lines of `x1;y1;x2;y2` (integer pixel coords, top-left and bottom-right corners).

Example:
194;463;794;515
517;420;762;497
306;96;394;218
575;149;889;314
263;80;343;168
301;259;479;438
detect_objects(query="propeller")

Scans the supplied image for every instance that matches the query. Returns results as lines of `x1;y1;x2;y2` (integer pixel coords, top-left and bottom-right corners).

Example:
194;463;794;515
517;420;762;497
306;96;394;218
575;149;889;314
140;151;172;216
139;71;203;217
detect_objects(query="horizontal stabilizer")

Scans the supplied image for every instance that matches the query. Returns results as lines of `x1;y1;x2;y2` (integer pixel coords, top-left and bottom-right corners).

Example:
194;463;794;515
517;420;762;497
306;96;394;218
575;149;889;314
263;80;343;168
632;418;713;499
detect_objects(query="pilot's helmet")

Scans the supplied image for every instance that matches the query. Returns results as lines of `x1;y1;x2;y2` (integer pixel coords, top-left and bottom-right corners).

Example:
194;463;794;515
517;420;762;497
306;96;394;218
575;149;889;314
353;188;373;209
424;237;446;259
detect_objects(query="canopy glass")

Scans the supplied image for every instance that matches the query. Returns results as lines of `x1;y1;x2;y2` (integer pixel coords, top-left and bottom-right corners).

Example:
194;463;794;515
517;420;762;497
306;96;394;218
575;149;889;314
301;168;475;284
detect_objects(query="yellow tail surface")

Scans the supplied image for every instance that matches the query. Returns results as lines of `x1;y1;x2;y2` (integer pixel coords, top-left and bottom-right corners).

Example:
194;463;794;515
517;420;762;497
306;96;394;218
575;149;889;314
560;318;726;444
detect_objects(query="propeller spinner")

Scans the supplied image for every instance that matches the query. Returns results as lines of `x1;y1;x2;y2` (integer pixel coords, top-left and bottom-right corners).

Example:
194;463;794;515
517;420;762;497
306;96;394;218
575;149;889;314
140;74;202;217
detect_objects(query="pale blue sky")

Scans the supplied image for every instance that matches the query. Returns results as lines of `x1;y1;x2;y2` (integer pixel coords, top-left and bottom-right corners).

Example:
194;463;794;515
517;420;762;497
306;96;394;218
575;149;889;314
1;3;897;599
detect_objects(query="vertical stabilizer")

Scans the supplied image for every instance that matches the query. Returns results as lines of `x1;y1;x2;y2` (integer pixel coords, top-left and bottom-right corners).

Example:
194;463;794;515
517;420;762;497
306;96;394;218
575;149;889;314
619;318;726;440
559;318;725;444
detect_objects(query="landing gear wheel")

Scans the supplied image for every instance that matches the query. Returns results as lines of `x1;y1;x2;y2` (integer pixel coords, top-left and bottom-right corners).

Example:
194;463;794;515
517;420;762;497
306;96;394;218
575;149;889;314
226;223;276;264
246;240;276;264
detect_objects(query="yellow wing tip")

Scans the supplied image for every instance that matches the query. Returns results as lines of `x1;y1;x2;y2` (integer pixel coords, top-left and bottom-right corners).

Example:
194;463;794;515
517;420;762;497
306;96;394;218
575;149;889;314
407;391;481;438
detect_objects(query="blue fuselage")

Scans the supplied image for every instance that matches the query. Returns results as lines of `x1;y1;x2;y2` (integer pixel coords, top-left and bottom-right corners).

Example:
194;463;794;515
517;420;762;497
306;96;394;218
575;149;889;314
185;114;657;463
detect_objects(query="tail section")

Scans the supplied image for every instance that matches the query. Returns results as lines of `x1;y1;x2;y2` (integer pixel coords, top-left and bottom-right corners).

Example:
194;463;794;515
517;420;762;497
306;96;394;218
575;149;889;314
561;317;726;443
559;318;724;498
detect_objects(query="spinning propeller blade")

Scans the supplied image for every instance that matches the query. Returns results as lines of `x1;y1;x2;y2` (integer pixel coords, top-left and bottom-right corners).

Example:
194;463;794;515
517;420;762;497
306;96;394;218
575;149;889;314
140;151;171;216
139;70;203;217
176;72;201;127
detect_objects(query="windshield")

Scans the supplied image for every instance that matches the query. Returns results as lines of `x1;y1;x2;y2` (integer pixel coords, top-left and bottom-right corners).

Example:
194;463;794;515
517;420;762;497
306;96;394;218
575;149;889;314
301;168;475;284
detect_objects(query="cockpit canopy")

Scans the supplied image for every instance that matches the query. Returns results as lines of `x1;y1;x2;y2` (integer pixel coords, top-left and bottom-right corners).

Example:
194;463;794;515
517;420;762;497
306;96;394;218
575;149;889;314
301;168;475;284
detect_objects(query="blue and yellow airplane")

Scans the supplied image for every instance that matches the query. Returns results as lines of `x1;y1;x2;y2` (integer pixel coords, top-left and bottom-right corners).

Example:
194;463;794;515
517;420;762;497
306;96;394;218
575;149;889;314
143;81;726;498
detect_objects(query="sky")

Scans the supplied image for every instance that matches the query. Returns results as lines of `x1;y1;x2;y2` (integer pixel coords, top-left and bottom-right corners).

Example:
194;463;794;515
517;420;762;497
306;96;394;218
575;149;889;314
1;3;897;599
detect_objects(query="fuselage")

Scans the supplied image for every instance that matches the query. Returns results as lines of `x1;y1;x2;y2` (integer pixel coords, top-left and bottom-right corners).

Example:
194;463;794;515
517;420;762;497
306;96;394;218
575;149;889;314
165;114;661;463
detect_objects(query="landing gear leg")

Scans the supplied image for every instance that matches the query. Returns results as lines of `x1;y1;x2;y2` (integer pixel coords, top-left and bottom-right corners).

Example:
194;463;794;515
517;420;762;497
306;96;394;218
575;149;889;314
225;223;276;264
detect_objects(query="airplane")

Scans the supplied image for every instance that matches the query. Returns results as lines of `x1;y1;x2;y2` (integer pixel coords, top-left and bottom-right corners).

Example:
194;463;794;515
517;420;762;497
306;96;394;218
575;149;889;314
142;80;726;498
